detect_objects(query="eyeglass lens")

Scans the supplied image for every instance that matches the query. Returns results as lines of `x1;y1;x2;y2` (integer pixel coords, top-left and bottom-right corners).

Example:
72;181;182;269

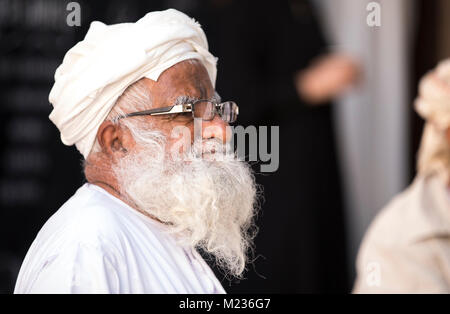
193;101;238;123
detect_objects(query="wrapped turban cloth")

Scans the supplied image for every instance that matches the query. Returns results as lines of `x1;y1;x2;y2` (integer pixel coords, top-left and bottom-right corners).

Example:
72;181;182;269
414;59;450;183
49;9;218;159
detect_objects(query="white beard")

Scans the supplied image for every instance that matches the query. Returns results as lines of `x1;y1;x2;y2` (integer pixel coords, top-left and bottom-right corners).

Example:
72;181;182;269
112;127;259;278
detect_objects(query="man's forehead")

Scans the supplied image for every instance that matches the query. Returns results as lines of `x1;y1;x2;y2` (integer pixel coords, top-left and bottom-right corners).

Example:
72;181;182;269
163;59;210;80
143;59;215;107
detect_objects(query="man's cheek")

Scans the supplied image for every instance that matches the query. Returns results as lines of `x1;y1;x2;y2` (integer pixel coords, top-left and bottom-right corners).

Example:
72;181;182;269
169;125;192;160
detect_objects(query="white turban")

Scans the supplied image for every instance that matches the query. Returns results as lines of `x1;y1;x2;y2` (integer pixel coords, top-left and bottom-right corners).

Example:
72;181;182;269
414;59;450;183
49;9;218;159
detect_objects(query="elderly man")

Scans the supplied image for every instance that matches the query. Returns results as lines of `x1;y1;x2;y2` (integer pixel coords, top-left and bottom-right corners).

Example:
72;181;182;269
14;9;258;293
354;59;450;293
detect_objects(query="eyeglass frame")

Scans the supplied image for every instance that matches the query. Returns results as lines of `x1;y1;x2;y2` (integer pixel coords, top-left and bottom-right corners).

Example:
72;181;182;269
112;99;239;123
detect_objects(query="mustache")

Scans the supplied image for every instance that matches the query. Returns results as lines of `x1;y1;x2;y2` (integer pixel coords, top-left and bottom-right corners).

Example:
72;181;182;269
169;138;233;161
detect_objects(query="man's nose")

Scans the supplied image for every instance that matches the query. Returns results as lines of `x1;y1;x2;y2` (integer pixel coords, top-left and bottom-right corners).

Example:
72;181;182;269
201;115;230;144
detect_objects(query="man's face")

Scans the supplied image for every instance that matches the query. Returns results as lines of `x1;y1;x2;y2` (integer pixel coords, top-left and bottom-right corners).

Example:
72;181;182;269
109;59;258;278
128;59;230;157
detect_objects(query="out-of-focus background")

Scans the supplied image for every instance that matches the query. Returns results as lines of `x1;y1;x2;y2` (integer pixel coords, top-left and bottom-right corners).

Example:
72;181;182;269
0;0;449;293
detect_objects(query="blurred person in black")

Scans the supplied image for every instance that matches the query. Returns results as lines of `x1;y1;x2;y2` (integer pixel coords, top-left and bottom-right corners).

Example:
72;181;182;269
186;0;359;292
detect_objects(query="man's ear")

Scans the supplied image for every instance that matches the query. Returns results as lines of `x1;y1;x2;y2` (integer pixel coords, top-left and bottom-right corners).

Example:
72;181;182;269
97;121;128;159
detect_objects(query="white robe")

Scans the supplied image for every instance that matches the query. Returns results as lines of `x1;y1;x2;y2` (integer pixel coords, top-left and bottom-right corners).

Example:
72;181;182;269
14;183;226;294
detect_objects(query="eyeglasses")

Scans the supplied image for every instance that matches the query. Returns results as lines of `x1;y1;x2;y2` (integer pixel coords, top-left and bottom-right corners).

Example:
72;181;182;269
114;99;239;123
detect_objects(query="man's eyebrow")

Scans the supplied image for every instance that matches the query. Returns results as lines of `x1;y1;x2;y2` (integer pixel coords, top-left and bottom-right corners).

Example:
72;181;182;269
174;92;221;106
174;95;199;106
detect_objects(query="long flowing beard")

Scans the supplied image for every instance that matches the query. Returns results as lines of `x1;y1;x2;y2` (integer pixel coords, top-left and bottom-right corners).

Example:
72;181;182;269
112;128;259;278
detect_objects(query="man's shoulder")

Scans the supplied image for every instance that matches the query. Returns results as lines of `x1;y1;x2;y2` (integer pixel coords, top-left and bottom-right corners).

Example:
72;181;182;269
364;175;449;247
361;178;425;249
354;176;450;293
37;184;131;249
365;182;419;245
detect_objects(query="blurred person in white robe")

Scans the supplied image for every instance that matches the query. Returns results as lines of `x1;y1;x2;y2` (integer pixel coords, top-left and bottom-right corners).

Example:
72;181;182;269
353;59;450;293
14;9;258;294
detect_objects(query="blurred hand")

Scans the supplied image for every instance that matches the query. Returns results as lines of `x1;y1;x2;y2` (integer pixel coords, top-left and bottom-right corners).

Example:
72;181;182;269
295;53;361;105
